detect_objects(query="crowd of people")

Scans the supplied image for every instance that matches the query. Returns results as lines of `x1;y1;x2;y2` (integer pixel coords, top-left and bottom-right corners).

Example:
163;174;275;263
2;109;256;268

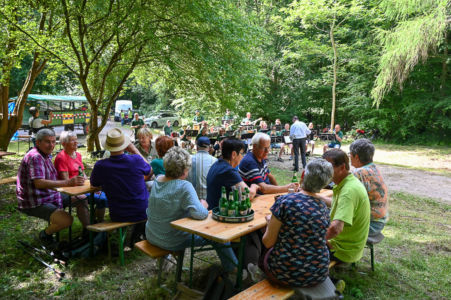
16;108;388;291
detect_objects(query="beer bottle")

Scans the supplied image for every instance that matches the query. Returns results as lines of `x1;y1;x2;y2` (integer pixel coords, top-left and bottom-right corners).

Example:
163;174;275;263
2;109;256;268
228;188;237;217
78;166;83;177
291;172;298;183
219;187;228;216
239;190;248;216
245;187;251;214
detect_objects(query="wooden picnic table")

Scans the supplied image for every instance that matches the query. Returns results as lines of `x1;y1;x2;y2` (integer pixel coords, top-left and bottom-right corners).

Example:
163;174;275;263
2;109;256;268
170;189;333;290
0;151;16;159
56;180;101;254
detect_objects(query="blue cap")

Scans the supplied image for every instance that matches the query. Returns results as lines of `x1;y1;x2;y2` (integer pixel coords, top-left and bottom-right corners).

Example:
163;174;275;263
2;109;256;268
197;137;210;147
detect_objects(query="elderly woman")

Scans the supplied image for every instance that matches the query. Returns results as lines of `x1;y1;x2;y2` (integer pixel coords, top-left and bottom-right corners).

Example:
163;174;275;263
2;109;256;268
146;147;239;273
261;158;333;288
350;139;389;237
150;135;174;177
134;127;157;162
54;131;100;227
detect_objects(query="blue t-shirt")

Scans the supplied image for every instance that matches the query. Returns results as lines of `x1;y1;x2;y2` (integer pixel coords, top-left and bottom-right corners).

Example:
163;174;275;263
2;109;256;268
146;179;208;251
268;193;330;287
206;159;242;209
238;152;270;187
91;154;151;222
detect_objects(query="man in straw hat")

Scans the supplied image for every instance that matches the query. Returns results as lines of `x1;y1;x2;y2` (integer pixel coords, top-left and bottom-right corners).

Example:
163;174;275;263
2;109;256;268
90;128;151;225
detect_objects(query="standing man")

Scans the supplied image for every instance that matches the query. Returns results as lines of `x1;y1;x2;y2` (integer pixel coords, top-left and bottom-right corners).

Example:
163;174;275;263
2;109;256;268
16;129;85;243
241;112;252;125
120;110;126;126
322;149;370;264
163;120;173;136
290;116;310;172
187;137;217;200
28;107;54;147
193;109;204;125
350;139;389;237
131;113;145;140
239;132;299;194
223;108;233;121
323;124;343;153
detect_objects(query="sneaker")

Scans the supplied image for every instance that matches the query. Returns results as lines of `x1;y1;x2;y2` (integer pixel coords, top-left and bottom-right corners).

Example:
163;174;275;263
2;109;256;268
289;156;293;160
39;230;54;244
229;269;248;283
247;263;264;282
334;279;346;294
277;157;283;162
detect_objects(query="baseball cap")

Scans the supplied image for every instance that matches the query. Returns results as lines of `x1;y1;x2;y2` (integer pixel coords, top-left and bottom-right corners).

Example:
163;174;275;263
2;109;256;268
197;137;211;147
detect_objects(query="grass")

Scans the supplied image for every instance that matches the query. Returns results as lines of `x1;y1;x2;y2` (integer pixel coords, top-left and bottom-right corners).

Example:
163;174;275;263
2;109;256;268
1;145;450;299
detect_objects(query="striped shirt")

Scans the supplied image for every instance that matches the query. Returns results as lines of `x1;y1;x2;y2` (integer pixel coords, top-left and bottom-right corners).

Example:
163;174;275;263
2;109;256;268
187;150;217;200
238;152;270;187
16;148;62;209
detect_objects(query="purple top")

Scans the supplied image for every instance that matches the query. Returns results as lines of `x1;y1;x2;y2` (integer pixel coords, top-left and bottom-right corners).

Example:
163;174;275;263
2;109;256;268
91;154;151;222
16;148;62;209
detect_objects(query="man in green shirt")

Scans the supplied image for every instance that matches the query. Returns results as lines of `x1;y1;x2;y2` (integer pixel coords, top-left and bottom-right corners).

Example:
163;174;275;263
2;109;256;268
322;149;370;263
193;110;204;124
131;113;145;139
163;120;173;136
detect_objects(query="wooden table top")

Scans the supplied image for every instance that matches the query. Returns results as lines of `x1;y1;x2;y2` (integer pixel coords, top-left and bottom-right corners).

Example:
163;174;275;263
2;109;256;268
55;180;100;196
170;189;333;244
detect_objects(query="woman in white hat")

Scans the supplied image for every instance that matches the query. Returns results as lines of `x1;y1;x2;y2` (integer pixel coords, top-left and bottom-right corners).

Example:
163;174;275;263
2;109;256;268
90;128;151;227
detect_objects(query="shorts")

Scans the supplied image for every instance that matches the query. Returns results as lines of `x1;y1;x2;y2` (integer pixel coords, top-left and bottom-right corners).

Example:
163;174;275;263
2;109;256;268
327;142;341;149
308;140;315;145
369;220;385;237
19;194;71;221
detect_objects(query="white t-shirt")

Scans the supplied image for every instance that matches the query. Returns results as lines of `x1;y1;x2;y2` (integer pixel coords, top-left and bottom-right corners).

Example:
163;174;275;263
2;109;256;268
29;117;44;138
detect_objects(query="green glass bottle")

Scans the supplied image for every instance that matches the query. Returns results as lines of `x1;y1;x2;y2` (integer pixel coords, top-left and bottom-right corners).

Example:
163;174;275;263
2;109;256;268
219;186;228;216
239;190;248;216
228;188;237;217
245;187;251;214
291;172;298;183
78;166;83;177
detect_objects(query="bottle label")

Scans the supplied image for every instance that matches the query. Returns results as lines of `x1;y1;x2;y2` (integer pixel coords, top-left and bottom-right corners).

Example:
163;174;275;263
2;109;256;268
220;207;227;215
228;209;236;217
239;209;248;216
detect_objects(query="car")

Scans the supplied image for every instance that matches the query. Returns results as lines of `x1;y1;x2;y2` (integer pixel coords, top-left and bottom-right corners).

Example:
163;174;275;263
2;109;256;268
144;111;180;128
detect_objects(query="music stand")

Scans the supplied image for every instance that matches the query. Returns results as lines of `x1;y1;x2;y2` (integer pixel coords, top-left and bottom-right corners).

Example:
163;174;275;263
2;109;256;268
283;136;292;144
241;132;255;140
271;136;284;144
275;125;282;131
185;130;198;137
242;125;254;131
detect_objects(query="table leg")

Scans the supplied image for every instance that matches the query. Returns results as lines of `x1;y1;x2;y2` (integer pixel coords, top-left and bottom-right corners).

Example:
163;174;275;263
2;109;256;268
236;235;247;290
89;192;95;257
189;234;195;288
68;200;72;245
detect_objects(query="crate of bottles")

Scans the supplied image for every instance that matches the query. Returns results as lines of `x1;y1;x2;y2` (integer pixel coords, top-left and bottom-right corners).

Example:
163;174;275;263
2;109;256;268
212;186;254;223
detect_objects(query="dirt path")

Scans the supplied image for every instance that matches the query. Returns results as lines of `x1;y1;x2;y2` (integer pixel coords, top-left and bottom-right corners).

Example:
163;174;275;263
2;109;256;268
268;154;451;204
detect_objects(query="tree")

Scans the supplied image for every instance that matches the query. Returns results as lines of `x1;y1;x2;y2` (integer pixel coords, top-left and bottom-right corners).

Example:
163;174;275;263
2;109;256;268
0;2;53;150
372;0;450;104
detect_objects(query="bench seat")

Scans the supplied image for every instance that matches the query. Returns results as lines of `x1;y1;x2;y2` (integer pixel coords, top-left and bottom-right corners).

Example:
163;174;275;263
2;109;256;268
135;240;172;259
229;279;294;300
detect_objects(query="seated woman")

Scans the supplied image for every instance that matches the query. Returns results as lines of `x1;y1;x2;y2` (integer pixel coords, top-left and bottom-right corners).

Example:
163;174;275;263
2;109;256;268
146;147;238;273
150;135;174;177
262;158;333;288
134;128;157;163
54;131;107;223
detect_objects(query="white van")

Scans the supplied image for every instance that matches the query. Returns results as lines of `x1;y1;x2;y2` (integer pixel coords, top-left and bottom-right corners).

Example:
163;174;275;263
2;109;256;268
114;100;132;121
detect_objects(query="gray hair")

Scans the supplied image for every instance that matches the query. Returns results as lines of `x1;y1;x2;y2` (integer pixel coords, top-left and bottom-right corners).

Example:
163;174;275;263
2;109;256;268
60;131;77;144
36;128;55;141
163;147;192;178
251;132;270;145
350;138;375;165
302;158;333;193
137;127;153;139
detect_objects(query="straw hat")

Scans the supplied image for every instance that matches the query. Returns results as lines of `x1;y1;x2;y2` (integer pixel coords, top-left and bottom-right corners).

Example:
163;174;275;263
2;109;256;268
103;128;130;152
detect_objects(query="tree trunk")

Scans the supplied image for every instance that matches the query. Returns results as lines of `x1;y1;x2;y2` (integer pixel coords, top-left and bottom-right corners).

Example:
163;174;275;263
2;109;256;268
330;21;337;130
440;29;448;95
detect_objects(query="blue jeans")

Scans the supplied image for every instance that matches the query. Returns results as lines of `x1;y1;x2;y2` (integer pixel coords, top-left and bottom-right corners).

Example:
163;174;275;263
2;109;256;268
168;235;238;272
369;220;385;237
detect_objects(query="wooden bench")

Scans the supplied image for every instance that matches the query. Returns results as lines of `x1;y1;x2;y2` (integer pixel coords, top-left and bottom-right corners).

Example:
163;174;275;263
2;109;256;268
0;176;17;185
86;220;146;266
231;261;339;300
135;240;184;290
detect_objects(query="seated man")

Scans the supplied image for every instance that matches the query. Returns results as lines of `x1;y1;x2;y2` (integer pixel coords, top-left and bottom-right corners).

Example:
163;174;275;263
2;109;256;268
350;139;389;237
187;137;217;200
323;124;343;153
16;129;85;243
239;132;298;194
90;128;151;223
322;149;370;264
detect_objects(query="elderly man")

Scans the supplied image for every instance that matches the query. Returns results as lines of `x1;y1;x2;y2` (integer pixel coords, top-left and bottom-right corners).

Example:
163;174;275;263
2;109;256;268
322;149;370;264
239;132;298;194
323;124;343;153
187;137;217;200
16;129;85;243
131;113;145;140
290;116;310;172
350;139;389;237
91;128;151;223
